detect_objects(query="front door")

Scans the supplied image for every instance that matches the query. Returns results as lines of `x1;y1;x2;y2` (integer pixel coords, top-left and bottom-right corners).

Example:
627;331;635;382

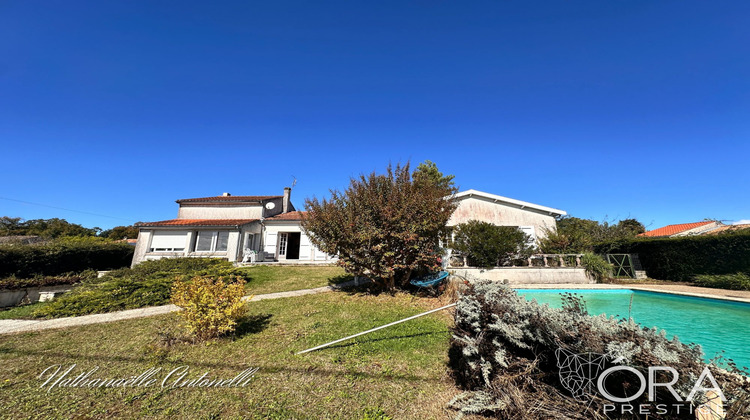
286;232;301;259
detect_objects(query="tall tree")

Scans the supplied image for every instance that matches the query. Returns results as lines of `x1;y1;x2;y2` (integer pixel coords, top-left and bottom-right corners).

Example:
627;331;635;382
303;162;458;290
99;225;139;240
539;216;646;253
412;160;456;191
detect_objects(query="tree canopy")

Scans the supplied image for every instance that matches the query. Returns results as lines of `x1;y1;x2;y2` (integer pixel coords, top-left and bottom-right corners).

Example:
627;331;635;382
0;216;100;238
539;216;646;253
302;161;457;289
99;225;139;240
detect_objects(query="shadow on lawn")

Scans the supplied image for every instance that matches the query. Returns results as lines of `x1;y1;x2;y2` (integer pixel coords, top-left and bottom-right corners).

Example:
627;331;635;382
233;313;273;338
327;274;355;286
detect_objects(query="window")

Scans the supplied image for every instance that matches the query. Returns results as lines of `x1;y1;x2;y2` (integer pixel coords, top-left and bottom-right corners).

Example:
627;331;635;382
195;231;230;252
278;233;288;256
244;233;256;250
149;232;187;252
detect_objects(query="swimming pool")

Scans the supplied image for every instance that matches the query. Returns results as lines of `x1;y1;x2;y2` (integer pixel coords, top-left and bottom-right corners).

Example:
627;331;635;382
516;289;750;370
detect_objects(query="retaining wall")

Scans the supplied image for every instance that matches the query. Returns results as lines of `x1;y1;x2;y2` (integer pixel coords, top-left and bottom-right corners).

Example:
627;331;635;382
449;267;593;285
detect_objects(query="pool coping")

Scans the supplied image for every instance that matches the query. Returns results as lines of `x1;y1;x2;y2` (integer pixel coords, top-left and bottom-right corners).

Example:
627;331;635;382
509;283;750;305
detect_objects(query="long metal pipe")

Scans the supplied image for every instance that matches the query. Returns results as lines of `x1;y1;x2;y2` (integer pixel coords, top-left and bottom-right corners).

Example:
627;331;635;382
296;302;456;355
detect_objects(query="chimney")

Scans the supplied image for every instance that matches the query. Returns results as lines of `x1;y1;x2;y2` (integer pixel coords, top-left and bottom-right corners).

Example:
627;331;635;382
222;192;231;197
283;187;291;213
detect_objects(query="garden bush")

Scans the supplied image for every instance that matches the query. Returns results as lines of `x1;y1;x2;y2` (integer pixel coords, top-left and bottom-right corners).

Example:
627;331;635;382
448;281;750;419
597;231;750;281
451;220;533;268
693;272;750;291
0;236;134;278
0;270;96;290
32;258;249;318
580;253;612;282
171;276;248;341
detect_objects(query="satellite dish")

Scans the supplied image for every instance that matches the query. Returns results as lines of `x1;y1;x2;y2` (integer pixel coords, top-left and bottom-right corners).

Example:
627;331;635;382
265;202;276;210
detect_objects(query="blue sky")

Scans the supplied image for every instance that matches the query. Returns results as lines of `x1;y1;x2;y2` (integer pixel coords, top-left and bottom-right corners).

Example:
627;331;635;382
1;1;748;230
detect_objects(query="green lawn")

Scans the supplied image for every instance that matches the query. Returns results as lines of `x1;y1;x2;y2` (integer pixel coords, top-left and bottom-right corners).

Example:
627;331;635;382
240;265;353;295
0;302;46;320
0;291;457;419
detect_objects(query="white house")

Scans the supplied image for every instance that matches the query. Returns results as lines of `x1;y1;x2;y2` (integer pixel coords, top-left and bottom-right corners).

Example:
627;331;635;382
131;188;565;267
131;188;336;266
448;189;567;242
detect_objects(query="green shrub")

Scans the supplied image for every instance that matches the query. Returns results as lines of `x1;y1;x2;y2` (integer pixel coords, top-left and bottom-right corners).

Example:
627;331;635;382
171;276;248;341
580;253;612;282
596;231;750;281
0;270;96;290
693;272;750;291
32;258;249;318
0;236;134;278
448;281;750;418
451;220;534;268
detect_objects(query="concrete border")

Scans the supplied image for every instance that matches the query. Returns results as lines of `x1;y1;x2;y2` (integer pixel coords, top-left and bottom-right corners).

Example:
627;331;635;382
509;283;750;304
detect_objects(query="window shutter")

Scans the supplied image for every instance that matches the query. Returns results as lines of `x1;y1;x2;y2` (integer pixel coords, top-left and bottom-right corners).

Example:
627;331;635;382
150;232;188;251
299;233;312;260
264;232;277;258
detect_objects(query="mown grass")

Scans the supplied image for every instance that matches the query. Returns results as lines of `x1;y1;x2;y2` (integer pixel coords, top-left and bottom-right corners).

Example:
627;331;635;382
240;265;352;295
0;291;457;419
0;302;46;320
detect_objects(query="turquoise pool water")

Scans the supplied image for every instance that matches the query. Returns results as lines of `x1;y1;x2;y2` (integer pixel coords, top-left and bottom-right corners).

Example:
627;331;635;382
516;289;750;370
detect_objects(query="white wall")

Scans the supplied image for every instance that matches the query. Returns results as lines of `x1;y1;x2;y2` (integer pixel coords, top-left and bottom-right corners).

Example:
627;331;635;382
177;205;264;220
262;222;335;262
448;196;558;239
450;267;593;284
132;228;245;265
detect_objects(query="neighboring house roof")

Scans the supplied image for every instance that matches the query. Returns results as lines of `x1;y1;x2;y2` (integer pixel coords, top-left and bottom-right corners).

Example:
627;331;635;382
266;211;306;221
176;195;282;204
136;219;258;227
452;189;567;216
638;221;715;238
703;224;750;235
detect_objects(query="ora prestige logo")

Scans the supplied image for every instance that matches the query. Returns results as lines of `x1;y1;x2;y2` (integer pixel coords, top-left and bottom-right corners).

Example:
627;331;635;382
555;348;726;416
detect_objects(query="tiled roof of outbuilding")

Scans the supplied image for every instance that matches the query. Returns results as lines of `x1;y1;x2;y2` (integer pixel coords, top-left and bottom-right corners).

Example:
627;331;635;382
136;219;258;227
638;221;713;237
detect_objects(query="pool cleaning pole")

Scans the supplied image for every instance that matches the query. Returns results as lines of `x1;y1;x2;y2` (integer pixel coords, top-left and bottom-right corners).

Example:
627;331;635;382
296;303;456;355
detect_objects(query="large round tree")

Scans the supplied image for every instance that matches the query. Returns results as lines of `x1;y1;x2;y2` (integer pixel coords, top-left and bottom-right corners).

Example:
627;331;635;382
302;162;457;290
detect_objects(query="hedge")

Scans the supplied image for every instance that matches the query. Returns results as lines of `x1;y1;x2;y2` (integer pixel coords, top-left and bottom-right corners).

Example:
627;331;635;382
32;258;249;318
0;237;134;278
595;231;750;281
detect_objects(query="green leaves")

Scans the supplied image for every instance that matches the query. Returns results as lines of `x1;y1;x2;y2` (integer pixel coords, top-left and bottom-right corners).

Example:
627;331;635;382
302;162;457;289
451;220;533;268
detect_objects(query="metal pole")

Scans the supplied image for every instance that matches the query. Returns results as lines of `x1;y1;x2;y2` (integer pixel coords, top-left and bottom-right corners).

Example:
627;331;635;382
296;302;457;355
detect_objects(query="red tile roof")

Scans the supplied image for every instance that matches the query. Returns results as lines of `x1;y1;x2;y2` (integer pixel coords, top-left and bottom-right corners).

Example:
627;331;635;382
136;219;258;227
266;211;307;221
176;195;281;203
638;221;714;238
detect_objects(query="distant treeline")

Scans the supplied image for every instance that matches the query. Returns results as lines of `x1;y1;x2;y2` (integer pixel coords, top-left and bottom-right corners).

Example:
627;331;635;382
0;216;138;240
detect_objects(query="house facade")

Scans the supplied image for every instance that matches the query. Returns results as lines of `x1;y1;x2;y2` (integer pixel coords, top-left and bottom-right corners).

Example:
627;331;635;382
131;188;336;266
448;189;566;242
131;188;565;267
